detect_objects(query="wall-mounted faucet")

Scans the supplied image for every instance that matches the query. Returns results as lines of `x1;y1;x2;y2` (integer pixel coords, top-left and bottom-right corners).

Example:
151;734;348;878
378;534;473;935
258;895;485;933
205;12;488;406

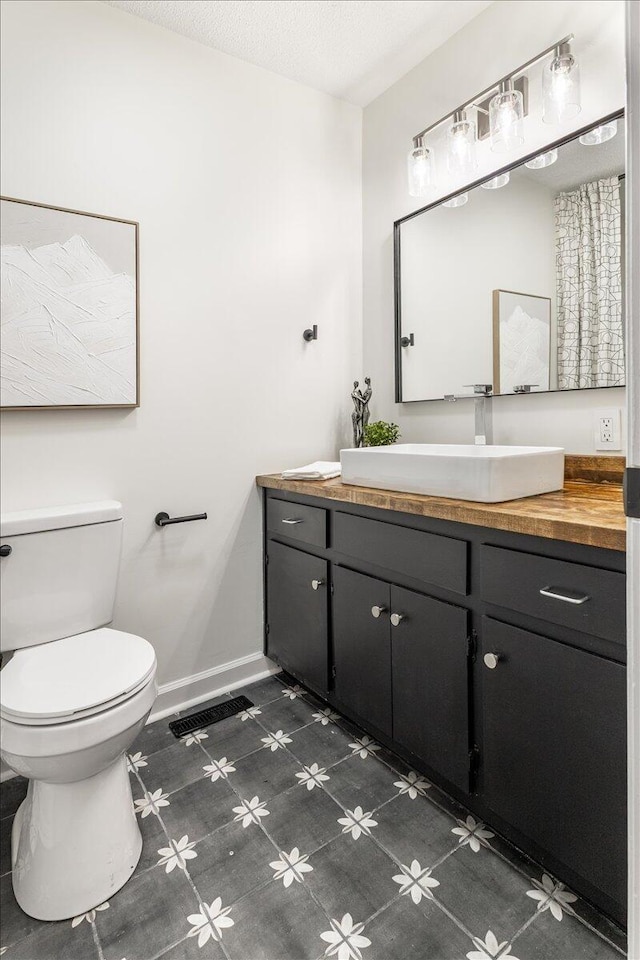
444;383;493;445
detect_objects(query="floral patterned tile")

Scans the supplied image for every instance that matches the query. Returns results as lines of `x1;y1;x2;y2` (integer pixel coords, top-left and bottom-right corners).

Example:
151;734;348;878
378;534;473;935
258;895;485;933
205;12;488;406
511;909;625;959
1;915;99;959
231;674;293;706
155;930;226;959
305;832;398;923
256;690;318;731
262;781;344;854
159;772;236;845
131;714;180;758
138;740;218;798
322;752;404;812
230;737;304;801
0;872;44;950
372;793;459;870
285;716;356;768
187;818;275;908
364;893;474;960
431;841;536;941
220;874;328;960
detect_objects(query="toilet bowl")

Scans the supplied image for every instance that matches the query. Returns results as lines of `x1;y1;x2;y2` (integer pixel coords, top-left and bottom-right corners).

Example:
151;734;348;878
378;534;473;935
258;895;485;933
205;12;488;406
0;502;159;921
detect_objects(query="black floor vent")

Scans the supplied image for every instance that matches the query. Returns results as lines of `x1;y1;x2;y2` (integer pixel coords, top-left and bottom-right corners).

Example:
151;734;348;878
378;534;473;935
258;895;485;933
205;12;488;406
169;695;254;738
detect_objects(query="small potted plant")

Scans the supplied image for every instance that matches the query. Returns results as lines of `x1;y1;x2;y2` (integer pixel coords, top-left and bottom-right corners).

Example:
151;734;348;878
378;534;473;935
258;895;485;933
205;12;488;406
363;421;401;447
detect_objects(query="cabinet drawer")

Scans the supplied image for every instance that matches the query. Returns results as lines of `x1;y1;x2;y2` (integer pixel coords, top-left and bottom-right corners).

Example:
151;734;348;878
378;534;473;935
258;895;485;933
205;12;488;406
480;545;625;644
267;497;327;548
333;512;468;595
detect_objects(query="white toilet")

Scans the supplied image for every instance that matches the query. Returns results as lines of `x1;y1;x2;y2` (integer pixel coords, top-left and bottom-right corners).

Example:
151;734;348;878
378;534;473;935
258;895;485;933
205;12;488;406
0;501;158;922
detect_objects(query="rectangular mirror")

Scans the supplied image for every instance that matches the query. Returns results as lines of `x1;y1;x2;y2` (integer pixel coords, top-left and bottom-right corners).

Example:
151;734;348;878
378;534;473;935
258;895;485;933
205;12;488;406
395;111;625;402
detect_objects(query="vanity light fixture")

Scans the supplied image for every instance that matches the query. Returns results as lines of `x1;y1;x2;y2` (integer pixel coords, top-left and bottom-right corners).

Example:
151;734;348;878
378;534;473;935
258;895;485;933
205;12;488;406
579;119;618;145
525;148;558;169
443;193;469;208
542;41;581;124
446;110;477;177
481;172;510;190
489;80;525;153
407;34;578;197
407;135;434;197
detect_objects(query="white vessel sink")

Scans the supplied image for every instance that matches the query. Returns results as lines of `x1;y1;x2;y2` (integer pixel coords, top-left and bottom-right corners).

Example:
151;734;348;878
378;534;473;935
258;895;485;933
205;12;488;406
340;444;565;503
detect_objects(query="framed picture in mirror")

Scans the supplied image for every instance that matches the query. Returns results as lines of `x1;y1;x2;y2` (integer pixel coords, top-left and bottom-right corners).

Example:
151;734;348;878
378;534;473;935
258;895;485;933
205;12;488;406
492;289;551;395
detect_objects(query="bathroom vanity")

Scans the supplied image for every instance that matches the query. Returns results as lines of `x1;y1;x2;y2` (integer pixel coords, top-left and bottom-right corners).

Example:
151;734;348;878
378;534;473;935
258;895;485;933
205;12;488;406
257;464;627;926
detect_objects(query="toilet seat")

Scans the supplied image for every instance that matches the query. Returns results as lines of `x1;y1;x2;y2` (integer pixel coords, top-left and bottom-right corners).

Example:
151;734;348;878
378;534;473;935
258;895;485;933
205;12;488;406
0;628;156;725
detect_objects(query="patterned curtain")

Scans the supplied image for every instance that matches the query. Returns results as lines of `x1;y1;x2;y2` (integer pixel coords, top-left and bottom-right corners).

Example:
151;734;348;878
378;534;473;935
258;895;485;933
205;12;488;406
554;176;623;389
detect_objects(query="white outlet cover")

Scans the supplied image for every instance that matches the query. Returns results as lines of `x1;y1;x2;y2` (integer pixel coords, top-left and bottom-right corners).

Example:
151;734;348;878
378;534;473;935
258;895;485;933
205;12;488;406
594;408;622;450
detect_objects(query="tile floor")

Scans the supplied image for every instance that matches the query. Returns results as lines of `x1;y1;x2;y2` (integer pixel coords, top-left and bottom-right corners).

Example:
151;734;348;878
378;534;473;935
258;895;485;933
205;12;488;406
0;672;628;960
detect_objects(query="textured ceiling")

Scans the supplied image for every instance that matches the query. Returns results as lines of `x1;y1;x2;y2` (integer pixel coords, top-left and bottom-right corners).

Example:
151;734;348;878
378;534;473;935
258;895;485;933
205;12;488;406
101;0;493;105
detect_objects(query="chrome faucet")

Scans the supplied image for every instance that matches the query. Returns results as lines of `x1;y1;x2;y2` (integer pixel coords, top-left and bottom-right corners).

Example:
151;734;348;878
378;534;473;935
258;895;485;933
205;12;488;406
444;384;493;445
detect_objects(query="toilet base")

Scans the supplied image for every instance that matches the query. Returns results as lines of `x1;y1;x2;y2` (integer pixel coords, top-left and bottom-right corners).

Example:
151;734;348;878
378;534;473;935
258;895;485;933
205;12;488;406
11;753;142;921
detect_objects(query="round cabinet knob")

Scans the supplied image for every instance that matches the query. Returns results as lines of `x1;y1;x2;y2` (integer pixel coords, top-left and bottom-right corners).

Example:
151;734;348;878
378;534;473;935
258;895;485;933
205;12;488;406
0;544;12;557
311;579;325;591
483;653;501;669
371;605;388;618
390;613;405;627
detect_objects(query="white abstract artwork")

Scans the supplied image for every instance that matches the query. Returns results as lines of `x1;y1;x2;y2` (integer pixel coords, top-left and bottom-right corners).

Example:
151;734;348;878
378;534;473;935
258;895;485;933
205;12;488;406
493;290;551;395
1;198;138;408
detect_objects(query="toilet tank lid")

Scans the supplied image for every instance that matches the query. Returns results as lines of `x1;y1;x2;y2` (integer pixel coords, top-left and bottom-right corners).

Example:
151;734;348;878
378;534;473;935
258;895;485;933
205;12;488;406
1;500;123;537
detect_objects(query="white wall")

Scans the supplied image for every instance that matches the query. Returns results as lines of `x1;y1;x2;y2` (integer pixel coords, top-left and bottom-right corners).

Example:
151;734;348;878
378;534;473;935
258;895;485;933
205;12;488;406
363;0;627;453
0;0;362;690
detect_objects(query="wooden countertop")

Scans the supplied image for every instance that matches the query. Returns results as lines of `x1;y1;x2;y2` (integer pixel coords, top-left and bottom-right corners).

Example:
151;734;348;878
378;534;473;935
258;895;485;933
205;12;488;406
256;473;626;552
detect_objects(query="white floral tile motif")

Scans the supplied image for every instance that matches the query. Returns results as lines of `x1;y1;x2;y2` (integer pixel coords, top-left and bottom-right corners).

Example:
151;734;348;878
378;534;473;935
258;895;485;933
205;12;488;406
337;806;378;840
320;913;371;960
525;873;577;921
71;902;109;927
392;859;440;904
467;930;520;959
181;729;208;746
282;685;303;700
295;763;330;791
156;835;198;873
133;788;170;818
126;751;148;772
187;898;233;946
203;757;236;782
393;771;430;799
238;706;262;721
349;736;380;760
313;708;340;726
451;816;495;852
261;730;293;751
269;846;313;887
232;796;270;828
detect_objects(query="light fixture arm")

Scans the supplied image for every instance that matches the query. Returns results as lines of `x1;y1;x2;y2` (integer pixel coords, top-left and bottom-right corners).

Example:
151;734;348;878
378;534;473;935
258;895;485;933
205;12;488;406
411;33;573;144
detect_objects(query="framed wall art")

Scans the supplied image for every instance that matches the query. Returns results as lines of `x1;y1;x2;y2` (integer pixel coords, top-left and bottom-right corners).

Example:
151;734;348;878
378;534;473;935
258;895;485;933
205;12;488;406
1;196;139;409
492;289;551;395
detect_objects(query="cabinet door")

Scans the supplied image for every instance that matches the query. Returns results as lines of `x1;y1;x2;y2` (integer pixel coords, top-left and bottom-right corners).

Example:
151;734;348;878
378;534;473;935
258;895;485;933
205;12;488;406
266;540;329;692
332;566;392;737
391;586;470;791
481;617;626;907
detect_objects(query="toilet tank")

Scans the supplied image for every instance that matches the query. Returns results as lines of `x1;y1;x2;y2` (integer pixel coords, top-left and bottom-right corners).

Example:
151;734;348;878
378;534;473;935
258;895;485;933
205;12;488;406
0;501;124;653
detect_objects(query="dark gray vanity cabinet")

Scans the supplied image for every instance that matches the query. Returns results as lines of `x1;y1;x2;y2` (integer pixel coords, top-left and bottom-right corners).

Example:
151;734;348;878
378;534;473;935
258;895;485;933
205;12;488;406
480;617;627;910
262;487;627;925
265;539;329;692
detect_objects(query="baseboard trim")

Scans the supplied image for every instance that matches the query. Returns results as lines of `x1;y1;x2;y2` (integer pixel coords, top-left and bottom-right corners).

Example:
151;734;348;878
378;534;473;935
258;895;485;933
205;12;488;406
147;651;280;723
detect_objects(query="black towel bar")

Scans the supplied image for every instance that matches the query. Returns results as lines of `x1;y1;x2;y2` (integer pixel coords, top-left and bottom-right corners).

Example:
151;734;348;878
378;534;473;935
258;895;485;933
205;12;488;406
155;511;207;527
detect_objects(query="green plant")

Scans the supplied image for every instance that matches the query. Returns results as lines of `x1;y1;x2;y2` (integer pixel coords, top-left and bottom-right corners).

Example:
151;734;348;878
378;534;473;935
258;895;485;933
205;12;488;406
363;421;401;447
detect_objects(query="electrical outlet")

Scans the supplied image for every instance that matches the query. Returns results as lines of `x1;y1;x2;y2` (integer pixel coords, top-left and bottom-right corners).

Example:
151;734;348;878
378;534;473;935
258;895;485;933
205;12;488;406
594;408;622;450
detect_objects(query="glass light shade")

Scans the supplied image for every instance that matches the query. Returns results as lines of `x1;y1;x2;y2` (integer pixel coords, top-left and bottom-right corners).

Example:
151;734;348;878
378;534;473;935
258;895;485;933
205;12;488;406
481;172;510;190
525;149;558;169
446;116;477;177
407;143;434;197
579;120;618;145
443;192;468;208
489;87;525;153
542;50;581;124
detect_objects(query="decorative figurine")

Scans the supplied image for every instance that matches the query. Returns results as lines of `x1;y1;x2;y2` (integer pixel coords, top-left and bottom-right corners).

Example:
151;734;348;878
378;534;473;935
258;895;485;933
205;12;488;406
351;377;372;448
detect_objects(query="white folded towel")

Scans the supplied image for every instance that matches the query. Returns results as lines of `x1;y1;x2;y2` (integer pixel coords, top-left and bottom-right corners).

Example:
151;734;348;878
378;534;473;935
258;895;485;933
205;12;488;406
281;461;341;480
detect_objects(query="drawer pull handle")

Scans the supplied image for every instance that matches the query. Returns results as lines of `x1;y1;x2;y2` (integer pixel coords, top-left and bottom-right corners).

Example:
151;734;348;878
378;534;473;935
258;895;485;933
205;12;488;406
311;579;325;591
539;586;590;605
281;518;303;525
371;605;388;618
484;653;502;669
390;613;405;627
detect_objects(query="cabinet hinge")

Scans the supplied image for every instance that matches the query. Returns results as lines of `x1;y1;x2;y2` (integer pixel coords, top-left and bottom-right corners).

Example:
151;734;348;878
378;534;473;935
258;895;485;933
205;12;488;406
265;553;269;566
469;744;480;775
467;630;478;661
331;664;337;679
330;581;334;596
265;623;270;636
